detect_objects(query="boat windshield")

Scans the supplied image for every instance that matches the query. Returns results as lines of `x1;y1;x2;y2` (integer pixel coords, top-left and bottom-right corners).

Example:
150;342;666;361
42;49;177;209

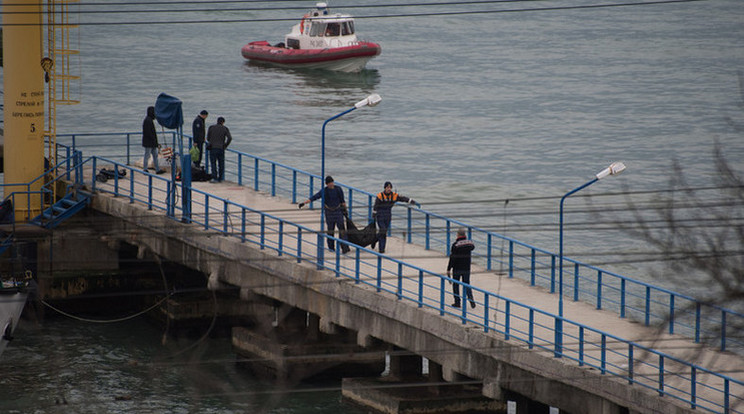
309;20;354;37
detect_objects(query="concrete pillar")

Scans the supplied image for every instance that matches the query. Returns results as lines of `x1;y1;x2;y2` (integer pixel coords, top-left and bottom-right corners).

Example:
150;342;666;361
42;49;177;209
388;347;422;380
307;312;320;341
3;0;45;219
427;359;444;395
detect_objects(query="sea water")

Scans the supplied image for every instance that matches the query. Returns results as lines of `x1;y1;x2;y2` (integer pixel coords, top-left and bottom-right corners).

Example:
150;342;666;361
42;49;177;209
1;0;743;411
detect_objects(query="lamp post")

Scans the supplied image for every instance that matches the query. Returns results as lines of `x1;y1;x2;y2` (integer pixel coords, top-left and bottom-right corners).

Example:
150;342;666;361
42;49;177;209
555;161;626;357
317;94;382;266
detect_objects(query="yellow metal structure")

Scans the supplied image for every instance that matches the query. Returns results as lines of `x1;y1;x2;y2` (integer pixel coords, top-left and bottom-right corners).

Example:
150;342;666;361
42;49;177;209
45;0;81;203
2;0;46;220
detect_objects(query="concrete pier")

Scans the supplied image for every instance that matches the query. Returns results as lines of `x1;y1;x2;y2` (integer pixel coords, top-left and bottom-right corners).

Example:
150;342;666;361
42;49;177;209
27;169;744;414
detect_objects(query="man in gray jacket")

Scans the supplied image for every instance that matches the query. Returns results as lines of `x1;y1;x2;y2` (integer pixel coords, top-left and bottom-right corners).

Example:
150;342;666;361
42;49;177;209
206;116;232;182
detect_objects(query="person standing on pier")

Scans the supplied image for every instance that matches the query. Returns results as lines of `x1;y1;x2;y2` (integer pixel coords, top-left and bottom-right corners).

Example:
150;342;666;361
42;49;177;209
206;116;232;183
142;106;165;174
192;110;208;167
298;176;350;254
447;227;476;309
373;181;416;254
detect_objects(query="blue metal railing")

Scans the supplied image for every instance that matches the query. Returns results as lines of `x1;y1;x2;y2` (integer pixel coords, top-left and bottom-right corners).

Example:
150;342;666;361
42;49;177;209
56;132;744;354
52;134;744;413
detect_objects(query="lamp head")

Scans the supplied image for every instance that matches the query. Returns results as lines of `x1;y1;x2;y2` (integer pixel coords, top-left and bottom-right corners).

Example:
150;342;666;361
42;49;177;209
354;93;382;109
596;161;626;180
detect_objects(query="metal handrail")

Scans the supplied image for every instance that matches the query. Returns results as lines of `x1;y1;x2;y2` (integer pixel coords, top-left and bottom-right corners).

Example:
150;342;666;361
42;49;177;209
55;133;744;353
62;149;742;414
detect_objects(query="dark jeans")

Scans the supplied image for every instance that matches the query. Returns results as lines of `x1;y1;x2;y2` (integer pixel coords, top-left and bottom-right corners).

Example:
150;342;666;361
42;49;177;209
452;268;473;305
325;210;348;252
195;140;204;166
376;212;391;252
209;147;225;181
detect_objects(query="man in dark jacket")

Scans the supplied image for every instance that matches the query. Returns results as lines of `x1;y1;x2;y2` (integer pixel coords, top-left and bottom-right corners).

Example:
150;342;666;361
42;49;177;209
192;110;208;167
298;176;350;253
206;116;232;182
142;106;165;174
447;227;476;308
373;181;416;254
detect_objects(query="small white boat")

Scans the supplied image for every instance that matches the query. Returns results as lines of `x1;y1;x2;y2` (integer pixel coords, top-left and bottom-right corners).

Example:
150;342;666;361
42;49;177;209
1;280;27;358
241;3;381;72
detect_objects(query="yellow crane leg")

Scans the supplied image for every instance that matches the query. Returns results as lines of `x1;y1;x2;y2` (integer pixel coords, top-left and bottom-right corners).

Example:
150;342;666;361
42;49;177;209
2;0;45;221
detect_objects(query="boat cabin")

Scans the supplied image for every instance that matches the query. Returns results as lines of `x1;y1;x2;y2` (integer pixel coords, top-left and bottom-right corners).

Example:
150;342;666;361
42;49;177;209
285;3;360;50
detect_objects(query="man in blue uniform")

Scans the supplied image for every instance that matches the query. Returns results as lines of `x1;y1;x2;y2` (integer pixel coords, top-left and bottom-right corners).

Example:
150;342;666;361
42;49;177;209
447;227;476;308
192;110;208;167
299;176;350;253
373;181;416;254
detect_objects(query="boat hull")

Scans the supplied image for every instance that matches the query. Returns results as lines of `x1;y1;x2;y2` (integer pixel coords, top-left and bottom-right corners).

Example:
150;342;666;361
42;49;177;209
241;41;381;73
0;288;27;358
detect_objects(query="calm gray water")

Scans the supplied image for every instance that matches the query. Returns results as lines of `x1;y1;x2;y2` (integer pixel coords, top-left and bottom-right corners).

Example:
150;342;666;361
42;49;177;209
2;0;744;411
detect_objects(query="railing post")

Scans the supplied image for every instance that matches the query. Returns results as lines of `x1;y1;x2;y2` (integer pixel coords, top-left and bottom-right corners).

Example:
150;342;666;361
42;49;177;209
658;355;664;396
254;158;259;191
695;302;701;343
237;153;243;186
721;310;727;351
425;214;430;250
530;249;536;285
260;215;265;248
528;309;534;349
627;344;633;383
309;176;314;201
241;209;247;242
440;277;446;316
418;270;423;307
148;175;153;210
397;263;403;299
486;234;492;271
690;366;696;409
204;196;210;229
550;255;556;293
354;248;360;283
484;295;490;333
376;255;382;292
669;294;675;334
126;133;131;165
407;207;412;244
597;270;603;310
297;227;302;263
554;317;562;358
504;301;510;340
509;241;514;278
223;200;229;233
271;163;276;196
292;170;297;204
573;262;579;301
579;326;584;367
445;220;451;254
601;334;607;374
645;286;651;326
278;221;284;256
129;170;134;203
91;158;98;192
348;189;353;219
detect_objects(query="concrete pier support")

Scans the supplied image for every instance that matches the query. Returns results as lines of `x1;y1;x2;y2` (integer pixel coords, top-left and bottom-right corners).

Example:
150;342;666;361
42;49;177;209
232;303;386;382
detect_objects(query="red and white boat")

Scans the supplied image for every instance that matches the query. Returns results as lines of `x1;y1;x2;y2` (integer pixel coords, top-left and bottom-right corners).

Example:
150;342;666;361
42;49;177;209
241;3;381;73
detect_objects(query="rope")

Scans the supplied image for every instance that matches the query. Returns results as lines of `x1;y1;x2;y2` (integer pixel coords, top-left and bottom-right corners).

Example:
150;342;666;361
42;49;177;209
40;292;173;324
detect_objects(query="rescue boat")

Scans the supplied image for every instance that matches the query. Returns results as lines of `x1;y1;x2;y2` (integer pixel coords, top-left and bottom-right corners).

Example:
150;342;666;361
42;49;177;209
241;3;381;73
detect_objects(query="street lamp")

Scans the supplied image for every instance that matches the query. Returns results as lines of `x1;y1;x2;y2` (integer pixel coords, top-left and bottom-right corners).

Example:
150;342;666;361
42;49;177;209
317;94;382;266
555;161;626;357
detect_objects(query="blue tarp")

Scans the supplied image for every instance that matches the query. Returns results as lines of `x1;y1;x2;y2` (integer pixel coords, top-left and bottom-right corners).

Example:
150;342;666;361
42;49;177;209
155;93;183;129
